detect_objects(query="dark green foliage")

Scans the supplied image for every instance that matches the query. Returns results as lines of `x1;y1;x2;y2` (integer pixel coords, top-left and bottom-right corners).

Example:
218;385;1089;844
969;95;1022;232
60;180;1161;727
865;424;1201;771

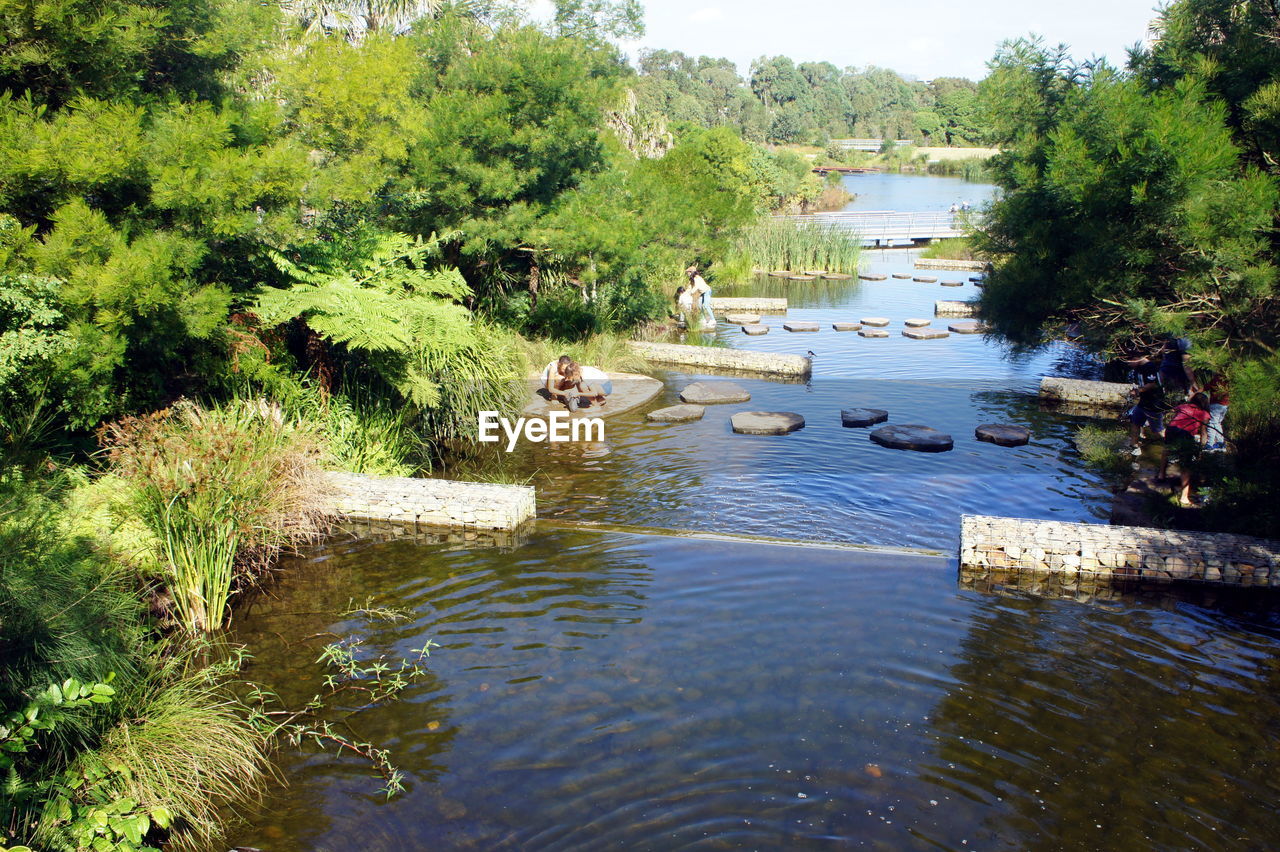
0;473;144;721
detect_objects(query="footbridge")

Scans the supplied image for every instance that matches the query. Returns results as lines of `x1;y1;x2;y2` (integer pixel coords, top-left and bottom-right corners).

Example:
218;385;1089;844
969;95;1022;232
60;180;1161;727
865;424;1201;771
778;210;966;246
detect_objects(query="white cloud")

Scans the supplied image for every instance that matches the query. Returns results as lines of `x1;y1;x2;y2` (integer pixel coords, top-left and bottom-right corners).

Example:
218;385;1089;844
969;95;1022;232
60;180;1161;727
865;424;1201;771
688;7;724;23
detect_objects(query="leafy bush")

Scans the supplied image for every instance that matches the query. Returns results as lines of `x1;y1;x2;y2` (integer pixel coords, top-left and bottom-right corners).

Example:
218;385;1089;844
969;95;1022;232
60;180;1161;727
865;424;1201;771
101;400;330;633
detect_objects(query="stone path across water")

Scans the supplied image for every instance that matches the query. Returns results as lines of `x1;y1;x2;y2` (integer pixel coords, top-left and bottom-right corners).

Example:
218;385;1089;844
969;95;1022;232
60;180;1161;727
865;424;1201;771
680;381;752;405
975;424;1031;447
647;404;706;423
731;411;805;435
841;408;889;427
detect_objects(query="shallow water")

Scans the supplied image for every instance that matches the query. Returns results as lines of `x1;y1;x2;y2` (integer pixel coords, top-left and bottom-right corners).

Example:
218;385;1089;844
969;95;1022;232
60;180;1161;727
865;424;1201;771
227;176;1280;850
840;171;997;213
458;247;1110;551
230;531;1280;851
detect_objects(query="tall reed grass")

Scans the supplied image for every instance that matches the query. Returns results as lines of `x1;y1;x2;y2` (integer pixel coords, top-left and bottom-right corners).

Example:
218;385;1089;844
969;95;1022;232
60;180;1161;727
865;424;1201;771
101;400;330;633
732;218;862;275
926;158;994;181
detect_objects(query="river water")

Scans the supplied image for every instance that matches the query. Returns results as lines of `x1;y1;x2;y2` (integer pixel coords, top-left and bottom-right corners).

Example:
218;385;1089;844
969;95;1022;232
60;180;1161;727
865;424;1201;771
229;176;1280;850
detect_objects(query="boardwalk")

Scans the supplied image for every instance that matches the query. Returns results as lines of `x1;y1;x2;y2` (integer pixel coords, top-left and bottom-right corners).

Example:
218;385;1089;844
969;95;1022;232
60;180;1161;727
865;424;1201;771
778;210;965;245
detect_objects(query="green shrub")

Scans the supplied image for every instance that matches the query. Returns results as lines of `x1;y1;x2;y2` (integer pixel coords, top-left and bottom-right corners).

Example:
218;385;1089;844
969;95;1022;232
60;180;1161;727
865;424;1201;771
1073;423;1133;479
101;401;329;633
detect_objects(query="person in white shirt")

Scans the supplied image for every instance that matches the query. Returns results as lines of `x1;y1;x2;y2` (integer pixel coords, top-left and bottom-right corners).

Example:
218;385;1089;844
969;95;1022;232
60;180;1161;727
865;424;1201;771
686;266;713;327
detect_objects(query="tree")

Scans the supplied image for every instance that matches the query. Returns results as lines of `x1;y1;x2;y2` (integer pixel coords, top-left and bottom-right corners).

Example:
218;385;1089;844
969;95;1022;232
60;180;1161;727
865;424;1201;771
551;0;643;41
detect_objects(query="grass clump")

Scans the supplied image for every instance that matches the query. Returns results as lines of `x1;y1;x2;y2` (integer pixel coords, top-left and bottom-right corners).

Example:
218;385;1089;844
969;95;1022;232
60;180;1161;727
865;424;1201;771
920;237;979;261
100;400;330;634
518;332;649;374
1074;423;1134;480
733;218;862;274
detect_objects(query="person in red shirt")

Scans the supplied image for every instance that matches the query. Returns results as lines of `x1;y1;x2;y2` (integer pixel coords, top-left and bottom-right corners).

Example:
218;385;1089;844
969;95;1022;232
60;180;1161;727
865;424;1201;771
1161;392;1211;506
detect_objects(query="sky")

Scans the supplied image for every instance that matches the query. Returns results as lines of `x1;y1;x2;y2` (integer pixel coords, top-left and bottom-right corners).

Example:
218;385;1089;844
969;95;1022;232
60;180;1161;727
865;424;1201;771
530;0;1164;81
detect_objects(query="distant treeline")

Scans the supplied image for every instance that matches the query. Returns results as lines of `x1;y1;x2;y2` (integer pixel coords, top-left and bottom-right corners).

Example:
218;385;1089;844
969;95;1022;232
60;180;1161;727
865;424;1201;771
630;51;987;146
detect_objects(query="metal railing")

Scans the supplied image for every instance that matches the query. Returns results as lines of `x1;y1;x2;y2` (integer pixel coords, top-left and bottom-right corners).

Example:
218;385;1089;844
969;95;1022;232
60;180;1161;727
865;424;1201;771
776;210;969;244
828;138;916;151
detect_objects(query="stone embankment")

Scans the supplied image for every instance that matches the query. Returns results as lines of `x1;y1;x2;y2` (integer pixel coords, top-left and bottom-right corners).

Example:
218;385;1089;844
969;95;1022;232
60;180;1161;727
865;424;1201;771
1039;376;1131;409
915;259;991;271
711;297;787;313
628;341;812;377
960;514;1280;587
324;472;535;530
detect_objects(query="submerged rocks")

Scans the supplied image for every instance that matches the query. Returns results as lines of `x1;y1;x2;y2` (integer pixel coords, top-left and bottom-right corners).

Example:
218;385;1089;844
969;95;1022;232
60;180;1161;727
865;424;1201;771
869;424;954;452
731;411;805;435
647;404;706;423
783;321;820;332
912;275;938;283
679;381;751;405
975;424;1031;446
832;321;862;331
741;324;769;335
841;408;889;427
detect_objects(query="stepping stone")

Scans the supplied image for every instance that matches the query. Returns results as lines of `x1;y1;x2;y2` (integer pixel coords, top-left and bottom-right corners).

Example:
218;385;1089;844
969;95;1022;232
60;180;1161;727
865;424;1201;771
975;424;1031;447
802;270;827;276
783;321;820;332
767;270;791;277
731;411;805;435
741;324;769;335
821;272;853;280
858;328;889;338
904;318;931;327
903;328;950;339
680;381;750;405
948;320;987;334
860;317;890;327
969;276;983;282
941;280;964;286
913;276;938;283
858;273;888;281
786;274;816;281
647;404;705;423
841;407;889;427
869;424;954;452
832;321;862;331
723;313;761;325
891;273;912;279
973;281;985;288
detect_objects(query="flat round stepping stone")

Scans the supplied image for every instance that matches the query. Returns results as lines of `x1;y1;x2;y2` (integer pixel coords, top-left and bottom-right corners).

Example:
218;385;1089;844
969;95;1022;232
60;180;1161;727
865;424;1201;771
741;323;769;335
904;318;931;327
647;404;705;423
941;280;964;286
680;381;751;405
783;321;820;332
913;276;938;283
858;273;888;281
832;321;862;331
767;270;791;278
903;328;950;339
841;407;889;427
891;273;912;279
947;320;987;334
802;270;826;276
975;423;1031;447
821;272;853;280
723;313;761;325
858;328;889;338
870;424;954;452
786;274;816;281
969;276;983;282
731;411;805;435
860;317;890;327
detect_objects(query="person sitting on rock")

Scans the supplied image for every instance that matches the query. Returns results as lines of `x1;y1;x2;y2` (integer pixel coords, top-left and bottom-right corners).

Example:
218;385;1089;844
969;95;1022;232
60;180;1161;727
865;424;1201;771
1161;392;1211;507
548;361;607;412
543;354;573;399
